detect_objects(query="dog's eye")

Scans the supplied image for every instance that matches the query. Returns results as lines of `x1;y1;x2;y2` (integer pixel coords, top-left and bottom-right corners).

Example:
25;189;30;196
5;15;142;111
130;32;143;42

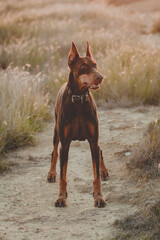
93;63;97;68
81;64;88;70
78;65;90;75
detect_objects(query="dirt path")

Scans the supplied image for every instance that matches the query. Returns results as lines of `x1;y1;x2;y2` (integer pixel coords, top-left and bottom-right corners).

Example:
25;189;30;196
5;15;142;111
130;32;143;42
0;106;159;240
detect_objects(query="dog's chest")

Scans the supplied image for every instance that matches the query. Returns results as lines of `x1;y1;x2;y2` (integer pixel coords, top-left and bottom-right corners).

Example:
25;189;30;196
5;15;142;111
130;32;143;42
70;115;87;141
62;103;97;141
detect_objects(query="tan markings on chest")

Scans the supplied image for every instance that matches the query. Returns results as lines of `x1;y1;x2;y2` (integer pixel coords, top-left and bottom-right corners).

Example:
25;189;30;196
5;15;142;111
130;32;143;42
64;117;95;140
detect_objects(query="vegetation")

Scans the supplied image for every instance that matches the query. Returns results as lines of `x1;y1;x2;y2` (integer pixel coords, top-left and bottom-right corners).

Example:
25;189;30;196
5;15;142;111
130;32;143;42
0;1;160;240
0;1;160;107
0;68;50;156
127;118;160;179
0;156;9;173
113;201;160;240
94;45;160;105
0;22;24;44
0;0;160;170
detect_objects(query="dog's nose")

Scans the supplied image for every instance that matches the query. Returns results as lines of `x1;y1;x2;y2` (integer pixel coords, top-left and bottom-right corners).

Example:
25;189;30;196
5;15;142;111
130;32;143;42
97;74;103;82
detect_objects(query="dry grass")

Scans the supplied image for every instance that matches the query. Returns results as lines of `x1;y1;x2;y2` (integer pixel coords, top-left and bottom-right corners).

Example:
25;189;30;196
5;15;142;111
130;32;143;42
0;156;9;174
0;0;160;170
0;67;50;155
0;22;24;44
127;118;160;179
0;1;159;106
113;201;160;240
94;43;160;105
0;3;160;240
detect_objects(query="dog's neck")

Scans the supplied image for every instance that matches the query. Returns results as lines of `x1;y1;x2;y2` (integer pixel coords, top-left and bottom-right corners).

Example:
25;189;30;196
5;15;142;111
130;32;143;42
67;71;88;95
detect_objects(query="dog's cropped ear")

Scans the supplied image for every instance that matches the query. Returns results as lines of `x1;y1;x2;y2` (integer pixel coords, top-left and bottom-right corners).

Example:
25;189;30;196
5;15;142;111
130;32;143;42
68;42;80;67
86;41;96;63
86;41;92;58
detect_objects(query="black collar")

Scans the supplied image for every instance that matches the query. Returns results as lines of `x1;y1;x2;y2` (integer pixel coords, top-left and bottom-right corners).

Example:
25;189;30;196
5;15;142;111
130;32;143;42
66;85;89;104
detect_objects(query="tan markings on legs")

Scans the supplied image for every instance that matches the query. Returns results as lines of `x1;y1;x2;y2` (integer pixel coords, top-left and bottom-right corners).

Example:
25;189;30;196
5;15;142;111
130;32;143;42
59;160;68;196
55;143;70;207
100;149;109;181
89;141;106;208
87;122;95;136
64;125;71;139
47;127;59;183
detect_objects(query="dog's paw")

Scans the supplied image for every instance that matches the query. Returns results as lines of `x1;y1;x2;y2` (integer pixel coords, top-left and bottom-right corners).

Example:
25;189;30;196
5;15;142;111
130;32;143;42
94;195;106;208
47;171;56;183
55;197;67;207
101;169;109;181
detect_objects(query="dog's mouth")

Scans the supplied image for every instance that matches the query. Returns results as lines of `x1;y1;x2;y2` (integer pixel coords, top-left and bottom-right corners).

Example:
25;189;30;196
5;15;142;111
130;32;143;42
89;84;100;90
81;79;103;91
90;79;103;90
89;77;103;90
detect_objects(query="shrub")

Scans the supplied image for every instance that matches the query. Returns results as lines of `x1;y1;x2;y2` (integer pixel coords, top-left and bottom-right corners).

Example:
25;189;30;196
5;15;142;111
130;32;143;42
0;67;50;154
113;201;160;240
127;118;160;179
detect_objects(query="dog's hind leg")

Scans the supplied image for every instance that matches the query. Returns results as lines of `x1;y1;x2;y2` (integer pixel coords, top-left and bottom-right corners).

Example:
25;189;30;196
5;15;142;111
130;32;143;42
55;142;70;207
47;127;59;183
89;142;106;208
100;149;109;181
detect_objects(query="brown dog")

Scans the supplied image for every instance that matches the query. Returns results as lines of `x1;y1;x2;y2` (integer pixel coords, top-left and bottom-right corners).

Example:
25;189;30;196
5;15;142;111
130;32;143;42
47;41;109;207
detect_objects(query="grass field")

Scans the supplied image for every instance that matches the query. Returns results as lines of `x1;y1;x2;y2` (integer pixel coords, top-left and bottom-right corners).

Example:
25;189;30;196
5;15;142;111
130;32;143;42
0;0;160;168
0;1;160;239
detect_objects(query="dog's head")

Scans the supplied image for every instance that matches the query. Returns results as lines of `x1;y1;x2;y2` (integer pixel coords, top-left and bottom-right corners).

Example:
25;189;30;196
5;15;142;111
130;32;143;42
68;41;103;92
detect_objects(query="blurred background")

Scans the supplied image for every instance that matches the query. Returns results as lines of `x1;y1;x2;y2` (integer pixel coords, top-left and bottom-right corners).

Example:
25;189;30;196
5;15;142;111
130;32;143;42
0;0;160;157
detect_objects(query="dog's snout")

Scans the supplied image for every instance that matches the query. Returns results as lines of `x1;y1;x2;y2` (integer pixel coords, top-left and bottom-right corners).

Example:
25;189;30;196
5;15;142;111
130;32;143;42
96;73;103;82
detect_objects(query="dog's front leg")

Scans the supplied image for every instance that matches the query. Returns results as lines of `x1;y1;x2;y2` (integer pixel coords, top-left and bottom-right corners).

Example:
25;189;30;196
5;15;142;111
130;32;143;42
100;149;109;181
55;142;70;207
89;141;106;208
47;127;59;183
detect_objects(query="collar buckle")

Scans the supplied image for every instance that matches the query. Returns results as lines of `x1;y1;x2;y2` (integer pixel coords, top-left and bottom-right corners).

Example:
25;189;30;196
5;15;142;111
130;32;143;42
81;96;84;104
72;95;84;104
68;85;89;104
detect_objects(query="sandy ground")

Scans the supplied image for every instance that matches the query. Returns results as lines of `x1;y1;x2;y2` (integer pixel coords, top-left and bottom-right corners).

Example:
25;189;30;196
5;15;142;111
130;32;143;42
0;106;160;240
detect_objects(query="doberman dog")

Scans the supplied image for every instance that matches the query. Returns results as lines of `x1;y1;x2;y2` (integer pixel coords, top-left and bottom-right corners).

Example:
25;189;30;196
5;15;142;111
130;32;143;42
47;41;109;207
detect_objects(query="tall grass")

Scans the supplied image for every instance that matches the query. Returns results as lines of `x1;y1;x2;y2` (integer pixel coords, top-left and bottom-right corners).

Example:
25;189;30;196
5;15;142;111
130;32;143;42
0;67;50;154
0;0;160;171
94;43;160;105
127;118;160;179
0;22;24;44
0;8;159;105
1;38;160;106
113;201;160;240
0;42;61;71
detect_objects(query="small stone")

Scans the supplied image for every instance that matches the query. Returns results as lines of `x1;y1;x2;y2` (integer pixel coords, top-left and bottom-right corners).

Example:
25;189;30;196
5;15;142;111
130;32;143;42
18;226;24;230
125;152;131;157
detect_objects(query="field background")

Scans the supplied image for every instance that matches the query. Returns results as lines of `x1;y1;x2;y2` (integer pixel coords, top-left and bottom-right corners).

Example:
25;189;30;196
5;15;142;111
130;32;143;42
1;0;160;155
0;0;160;239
